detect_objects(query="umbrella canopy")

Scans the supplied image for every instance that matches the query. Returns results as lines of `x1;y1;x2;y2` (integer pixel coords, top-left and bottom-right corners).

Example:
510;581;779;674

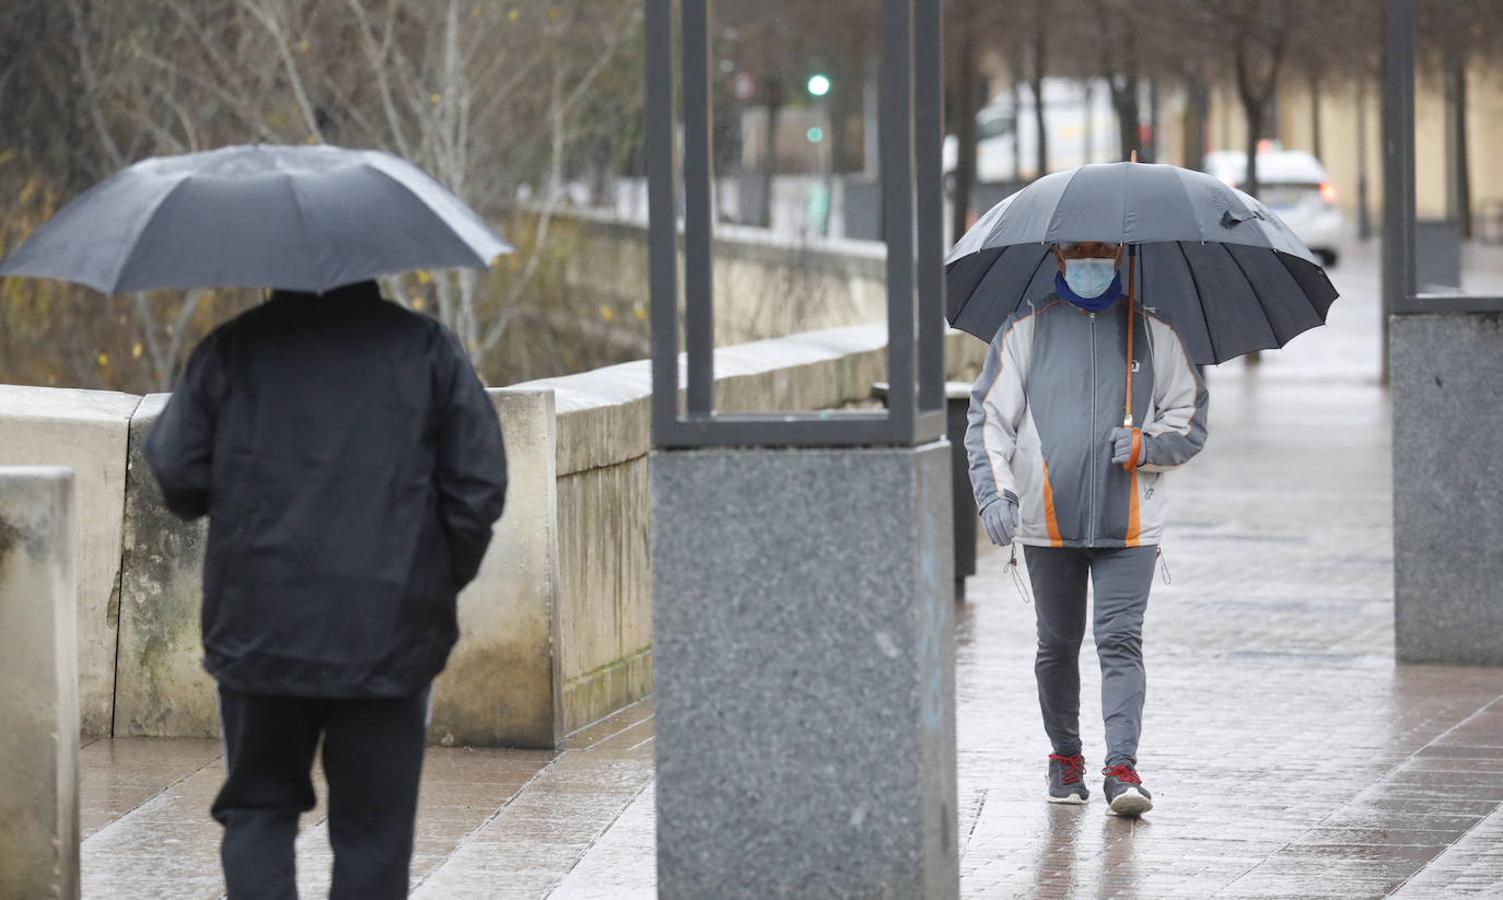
0;144;512;294
945;161;1339;365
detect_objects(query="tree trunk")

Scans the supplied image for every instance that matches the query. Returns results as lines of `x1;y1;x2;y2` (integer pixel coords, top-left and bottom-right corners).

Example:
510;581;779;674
1450;61;1472;238
1234;38;1286;199
1181;65;1208;171
1082;79;1094;165
758;75;783;229
1109;73;1139;162
1243;100;1263;198
949;22;980;239
1144;78;1158;162
1010;61;1024;184
1308;72;1322;160
1030;3;1048;178
1356;77;1372;239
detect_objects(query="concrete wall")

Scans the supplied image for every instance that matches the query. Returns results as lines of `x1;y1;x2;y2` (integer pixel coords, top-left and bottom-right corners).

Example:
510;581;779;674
114;394;215;737
0;387;140;737
0;467;79;900
560;211;889;347
1392;313;1503;664
0;312;986;746
513;323;986;736
430;389;563;748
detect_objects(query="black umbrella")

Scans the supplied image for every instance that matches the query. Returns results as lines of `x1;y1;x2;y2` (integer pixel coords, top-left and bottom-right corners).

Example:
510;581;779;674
945;160;1339;366
0;144;511;294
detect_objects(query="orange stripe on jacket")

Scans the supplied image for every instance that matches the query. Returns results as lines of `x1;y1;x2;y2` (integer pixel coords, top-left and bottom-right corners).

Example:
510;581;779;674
1125;469;1141;547
1041;459;1064;547
1124;430;1143;547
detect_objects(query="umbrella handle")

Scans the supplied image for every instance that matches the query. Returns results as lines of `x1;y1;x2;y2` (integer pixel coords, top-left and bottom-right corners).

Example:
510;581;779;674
1122;245;1137;470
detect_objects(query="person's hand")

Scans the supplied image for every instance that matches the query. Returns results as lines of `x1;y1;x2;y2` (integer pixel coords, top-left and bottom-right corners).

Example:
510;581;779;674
980;496;1020;546
1110;427;1145;467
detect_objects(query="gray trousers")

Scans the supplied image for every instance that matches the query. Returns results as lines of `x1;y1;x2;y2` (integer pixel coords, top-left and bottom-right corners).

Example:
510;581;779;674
1023;545;1157;768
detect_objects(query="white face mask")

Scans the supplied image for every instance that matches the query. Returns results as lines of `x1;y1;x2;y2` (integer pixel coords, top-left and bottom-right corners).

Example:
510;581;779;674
1062;258;1118;298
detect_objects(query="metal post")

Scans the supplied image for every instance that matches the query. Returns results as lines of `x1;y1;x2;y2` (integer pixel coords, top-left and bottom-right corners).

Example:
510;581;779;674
881;0;916;437
683;0;715;415
1382;0;1416;321
646;0;680;441
1356;78;1371;241
913;0;945;417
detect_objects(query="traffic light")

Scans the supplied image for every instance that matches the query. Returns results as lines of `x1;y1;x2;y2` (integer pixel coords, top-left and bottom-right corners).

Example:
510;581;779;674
806;73;831;97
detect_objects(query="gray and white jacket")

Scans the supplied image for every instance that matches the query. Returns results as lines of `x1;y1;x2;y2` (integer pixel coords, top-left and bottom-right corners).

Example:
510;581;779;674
965;293;1208;548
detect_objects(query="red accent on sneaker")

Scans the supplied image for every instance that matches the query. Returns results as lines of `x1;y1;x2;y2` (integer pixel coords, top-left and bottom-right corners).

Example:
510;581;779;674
1049;753;1086;784
1101;764;1142;785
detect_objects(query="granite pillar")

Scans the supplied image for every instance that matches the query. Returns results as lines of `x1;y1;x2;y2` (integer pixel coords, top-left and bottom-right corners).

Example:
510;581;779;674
1392;313;1503;664
0;466;80;899
652;442;958;899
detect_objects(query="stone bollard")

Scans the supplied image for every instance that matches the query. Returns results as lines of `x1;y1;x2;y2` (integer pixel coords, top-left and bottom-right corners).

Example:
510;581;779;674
0;466;80;900
653;443;959;899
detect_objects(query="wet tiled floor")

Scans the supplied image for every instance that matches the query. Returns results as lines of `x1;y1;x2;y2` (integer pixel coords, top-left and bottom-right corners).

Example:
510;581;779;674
79;246;1503;897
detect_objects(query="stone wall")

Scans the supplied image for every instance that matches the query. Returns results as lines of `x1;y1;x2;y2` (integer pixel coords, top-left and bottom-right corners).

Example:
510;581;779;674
511;323;986;737
0;234;991;745
0;387;139;737
0;315;987;747
0;467;79;900
559;210;890;347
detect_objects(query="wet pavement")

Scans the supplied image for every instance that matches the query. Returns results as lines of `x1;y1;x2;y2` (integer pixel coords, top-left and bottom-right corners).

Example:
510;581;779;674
78;240;1503;897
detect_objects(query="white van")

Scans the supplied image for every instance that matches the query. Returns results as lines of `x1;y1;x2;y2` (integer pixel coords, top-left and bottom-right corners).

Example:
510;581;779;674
1203;146;1344;267
943;78;1121;184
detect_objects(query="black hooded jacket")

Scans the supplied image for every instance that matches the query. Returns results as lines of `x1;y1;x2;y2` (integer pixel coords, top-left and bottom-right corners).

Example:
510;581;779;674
145;281;507;698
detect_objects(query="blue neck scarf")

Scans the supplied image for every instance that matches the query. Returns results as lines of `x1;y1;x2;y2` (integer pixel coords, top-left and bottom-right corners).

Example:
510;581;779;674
1055;270;1123;312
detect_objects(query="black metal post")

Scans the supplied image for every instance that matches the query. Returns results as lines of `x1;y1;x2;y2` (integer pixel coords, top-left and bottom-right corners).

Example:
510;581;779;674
646;0;679;441
914;0;946;421
880;0;916;440
1382;0;1416;330
683;0;715;415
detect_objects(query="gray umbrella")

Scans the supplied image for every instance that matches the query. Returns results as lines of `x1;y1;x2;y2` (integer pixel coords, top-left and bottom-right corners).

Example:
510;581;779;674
0;144;511;294
945;161;1339;365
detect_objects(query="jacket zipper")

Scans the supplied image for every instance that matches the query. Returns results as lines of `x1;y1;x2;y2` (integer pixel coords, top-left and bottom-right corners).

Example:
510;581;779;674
1088;312;1097;546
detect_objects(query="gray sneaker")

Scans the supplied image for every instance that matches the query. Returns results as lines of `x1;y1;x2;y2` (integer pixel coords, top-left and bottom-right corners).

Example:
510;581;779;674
1102;764;1153;816
1046;753;1089;804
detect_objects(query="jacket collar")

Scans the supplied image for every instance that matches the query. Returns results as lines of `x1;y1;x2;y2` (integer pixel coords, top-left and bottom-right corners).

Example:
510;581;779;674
1053;271;1123;312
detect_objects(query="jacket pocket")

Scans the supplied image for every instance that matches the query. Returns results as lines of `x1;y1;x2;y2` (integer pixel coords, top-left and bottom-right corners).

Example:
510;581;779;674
1010;439;1049;541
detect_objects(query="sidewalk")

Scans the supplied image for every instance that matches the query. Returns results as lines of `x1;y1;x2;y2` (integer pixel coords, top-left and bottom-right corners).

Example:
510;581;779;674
78;247;1503;898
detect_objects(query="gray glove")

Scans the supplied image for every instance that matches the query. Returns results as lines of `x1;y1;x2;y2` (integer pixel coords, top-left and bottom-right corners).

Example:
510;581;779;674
1109;427;1146;467
979;495;1020;546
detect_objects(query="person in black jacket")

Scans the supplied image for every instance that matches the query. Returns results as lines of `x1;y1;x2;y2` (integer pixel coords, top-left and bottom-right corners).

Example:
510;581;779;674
145;280;507;900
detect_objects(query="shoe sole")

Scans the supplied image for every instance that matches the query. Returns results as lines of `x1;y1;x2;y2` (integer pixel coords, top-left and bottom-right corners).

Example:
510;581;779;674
1106;787;1152;817
1046;791;1088;805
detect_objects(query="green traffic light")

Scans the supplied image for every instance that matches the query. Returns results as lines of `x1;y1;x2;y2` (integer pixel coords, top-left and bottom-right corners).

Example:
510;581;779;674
806;73;831;97
806;126;825;144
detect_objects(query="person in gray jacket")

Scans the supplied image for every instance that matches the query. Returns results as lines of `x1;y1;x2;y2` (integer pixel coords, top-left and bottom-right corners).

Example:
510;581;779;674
965;240;1208;817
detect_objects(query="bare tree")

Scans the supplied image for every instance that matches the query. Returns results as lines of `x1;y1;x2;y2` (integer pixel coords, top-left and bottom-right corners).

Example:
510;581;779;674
5;0;649;390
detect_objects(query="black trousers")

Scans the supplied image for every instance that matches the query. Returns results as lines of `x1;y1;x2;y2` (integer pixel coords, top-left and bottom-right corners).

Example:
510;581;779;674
212;685;430;900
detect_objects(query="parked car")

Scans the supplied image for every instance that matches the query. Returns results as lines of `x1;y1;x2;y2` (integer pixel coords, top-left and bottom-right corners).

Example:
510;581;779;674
1203;146;1343;267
